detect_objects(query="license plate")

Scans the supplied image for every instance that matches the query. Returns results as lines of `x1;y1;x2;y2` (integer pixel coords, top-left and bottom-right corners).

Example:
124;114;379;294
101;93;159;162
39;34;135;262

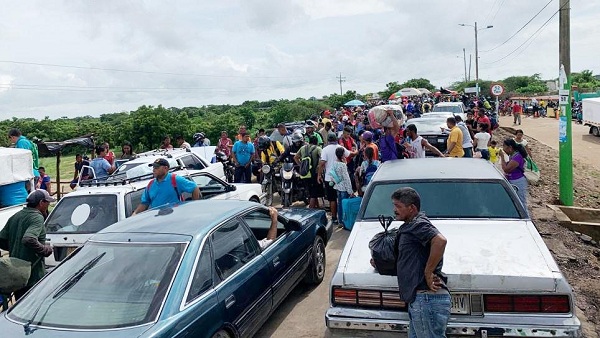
451;294;470;314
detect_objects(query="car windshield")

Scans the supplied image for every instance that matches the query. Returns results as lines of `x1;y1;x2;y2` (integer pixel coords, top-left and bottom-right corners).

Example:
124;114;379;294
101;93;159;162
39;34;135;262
406;119;447;134
362;181;521;219
433;105;462;114
46;195;118;233
8;241;185;329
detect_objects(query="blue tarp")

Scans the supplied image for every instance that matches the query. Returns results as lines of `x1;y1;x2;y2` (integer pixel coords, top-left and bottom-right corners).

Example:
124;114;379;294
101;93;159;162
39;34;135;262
344;99;365;107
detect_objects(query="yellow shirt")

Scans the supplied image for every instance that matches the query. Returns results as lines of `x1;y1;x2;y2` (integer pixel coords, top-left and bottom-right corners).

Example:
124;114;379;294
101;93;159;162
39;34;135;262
260;141;285;164
488;146;499;163
447;126;464;157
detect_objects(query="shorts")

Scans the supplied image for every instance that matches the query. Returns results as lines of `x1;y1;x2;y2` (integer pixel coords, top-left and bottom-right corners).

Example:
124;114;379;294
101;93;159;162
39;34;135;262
324;181;337;202
304;176;324;199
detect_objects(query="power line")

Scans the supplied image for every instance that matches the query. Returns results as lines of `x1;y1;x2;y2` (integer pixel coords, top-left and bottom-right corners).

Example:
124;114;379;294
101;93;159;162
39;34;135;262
488;0;506;25
482;1;567;65
0;60;323;80
480;0;554;53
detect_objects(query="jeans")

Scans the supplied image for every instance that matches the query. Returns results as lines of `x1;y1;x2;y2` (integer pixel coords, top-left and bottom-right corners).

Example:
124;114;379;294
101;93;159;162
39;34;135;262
408;293;451;338
234;165;252;183
510;176;528;216
463;147;473;158
513;113;521;125
336;191;350;225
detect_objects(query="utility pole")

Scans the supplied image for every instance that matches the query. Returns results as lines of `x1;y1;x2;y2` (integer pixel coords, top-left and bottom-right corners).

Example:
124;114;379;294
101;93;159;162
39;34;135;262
468;54;472;81
463;48;468;85
336;72;346;95
558;0;573;205
474;21;479;95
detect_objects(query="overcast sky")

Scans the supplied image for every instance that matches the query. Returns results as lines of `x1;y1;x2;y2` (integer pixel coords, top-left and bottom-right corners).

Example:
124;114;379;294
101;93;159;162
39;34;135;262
0;0;597;119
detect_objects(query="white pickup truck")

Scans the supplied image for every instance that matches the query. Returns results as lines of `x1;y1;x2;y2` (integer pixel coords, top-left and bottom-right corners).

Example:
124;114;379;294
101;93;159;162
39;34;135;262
582;97;600;137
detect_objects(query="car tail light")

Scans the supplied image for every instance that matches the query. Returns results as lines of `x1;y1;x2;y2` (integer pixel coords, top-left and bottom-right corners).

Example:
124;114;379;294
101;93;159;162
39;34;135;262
332;287;406;310
484;294;571;313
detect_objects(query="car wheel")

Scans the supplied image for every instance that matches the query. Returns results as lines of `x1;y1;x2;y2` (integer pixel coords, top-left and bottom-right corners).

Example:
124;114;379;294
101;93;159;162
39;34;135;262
592;126;600;137
304;236;326;284
211;329;232;338
249;196;260;203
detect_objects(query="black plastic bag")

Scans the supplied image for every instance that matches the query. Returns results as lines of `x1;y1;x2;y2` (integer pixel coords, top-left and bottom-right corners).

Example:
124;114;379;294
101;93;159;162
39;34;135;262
369;215;399;276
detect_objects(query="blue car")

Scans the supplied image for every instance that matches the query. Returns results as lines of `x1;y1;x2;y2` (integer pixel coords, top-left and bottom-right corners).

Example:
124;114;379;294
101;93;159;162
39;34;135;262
0;200;332;338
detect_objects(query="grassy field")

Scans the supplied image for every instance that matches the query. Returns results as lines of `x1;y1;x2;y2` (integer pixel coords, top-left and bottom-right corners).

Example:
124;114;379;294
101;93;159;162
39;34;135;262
38;156;78;191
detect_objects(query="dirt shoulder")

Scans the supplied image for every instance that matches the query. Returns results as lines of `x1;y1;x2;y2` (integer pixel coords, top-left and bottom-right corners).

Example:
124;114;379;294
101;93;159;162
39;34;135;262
496;127;600;337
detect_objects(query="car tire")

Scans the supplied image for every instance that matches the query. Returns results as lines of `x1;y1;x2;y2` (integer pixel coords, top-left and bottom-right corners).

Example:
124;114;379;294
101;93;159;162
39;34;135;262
592;126;600;137
304;236;326;284
211;329;232;338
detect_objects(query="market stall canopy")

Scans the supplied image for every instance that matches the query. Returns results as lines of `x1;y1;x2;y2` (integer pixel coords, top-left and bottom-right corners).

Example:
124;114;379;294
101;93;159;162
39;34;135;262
0;148;34;185
35;134;95;157
417;88;432;94
344;99;366;107
395;88;422;97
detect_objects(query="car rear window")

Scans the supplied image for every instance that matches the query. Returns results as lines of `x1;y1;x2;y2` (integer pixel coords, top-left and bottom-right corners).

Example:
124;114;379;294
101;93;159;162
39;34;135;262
46;195;118;233
362;181;521;219
433;105;462;114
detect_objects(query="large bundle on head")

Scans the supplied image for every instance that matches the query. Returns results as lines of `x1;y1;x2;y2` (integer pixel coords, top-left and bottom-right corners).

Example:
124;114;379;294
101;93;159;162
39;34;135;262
367;105;406;129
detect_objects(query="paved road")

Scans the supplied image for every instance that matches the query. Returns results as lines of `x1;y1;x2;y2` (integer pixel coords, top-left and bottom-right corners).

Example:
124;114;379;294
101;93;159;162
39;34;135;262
255;206;350;338
499;115;600;171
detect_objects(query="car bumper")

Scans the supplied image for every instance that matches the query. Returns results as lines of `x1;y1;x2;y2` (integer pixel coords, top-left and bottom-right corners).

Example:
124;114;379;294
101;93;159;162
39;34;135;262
325;219;333;243
325;307;581;337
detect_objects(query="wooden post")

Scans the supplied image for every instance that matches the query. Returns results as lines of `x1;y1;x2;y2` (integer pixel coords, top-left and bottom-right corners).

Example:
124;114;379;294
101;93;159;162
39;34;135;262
56;151;61;199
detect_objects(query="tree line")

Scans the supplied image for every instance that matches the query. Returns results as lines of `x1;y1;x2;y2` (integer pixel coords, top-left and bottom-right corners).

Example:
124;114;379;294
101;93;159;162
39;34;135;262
1;71;597;155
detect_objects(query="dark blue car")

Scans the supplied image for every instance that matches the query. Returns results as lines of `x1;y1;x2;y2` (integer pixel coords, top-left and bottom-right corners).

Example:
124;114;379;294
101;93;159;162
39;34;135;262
0;200;332;337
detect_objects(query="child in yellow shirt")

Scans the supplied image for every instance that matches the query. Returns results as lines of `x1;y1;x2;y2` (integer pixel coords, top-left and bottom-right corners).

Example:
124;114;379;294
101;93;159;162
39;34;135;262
488;140;499;163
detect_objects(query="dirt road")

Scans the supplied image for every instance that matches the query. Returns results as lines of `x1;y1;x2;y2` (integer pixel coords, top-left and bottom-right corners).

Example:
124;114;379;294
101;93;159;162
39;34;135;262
499;115;600;171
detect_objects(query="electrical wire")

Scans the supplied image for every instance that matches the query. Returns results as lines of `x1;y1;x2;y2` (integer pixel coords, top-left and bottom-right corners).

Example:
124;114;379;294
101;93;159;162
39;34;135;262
488;0;506;25
480;0;554;53
482;1;568;65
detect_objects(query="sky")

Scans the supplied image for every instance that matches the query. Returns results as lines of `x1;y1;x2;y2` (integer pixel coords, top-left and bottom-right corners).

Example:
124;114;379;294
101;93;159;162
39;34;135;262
0;0;598;119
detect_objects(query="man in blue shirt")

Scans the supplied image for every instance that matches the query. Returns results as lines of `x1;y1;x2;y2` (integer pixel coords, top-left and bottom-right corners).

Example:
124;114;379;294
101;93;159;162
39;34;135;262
231;132;255;183
132;158;200;215
8;128;40;188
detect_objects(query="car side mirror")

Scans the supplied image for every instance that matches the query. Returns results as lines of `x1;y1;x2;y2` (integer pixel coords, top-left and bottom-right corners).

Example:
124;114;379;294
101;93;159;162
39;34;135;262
226;184;236;192
284;219;302;232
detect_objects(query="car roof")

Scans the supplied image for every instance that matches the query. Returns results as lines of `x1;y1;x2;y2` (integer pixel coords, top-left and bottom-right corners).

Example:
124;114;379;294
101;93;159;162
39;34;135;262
372;158;504;181
435;102;463;106
93;200;260;239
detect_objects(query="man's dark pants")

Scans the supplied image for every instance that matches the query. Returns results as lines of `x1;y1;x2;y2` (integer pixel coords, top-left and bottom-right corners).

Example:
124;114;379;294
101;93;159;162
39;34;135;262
234;165;252;183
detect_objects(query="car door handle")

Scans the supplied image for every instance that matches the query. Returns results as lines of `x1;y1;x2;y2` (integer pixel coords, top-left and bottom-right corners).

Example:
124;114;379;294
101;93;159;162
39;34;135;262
225;295;236;309
273;256;280;268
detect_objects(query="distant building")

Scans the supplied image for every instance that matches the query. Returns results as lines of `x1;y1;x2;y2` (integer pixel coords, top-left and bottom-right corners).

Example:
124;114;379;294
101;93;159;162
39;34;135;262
546;80;558;92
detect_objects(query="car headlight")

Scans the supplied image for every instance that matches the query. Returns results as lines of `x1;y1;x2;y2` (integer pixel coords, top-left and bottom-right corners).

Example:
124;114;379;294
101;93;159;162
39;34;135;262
261;165;271;174
282;170;294;180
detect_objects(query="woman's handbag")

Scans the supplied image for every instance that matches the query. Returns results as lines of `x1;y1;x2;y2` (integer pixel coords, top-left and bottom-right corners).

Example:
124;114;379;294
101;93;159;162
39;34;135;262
524;157;541;184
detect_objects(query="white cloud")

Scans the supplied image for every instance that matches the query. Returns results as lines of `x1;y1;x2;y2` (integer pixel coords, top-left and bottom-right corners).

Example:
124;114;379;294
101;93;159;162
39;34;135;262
0;1;597;118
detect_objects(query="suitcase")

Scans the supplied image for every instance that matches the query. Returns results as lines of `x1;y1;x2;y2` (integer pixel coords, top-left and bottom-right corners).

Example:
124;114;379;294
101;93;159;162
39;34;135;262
342;197;362;231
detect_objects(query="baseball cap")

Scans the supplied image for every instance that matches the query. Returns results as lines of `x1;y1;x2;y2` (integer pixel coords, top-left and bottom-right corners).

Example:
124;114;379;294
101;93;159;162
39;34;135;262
304;120;317;128
26;189;56;204
362;131;373;141
327;133;338;142
149;158;170;168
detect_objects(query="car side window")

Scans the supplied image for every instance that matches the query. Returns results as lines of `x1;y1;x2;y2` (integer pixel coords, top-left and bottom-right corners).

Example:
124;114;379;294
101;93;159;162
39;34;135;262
242;209;285;242
211;219;259;280
125;190;145;217
186;240;214;303
181;155;206;170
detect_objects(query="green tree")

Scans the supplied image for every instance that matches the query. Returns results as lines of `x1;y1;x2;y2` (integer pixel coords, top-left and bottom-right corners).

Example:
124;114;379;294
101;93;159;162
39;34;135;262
378;81;402;100
399;78;436;92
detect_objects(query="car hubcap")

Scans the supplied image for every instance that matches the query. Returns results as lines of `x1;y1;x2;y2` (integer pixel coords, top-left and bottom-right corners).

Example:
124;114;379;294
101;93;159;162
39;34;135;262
315;241;325;278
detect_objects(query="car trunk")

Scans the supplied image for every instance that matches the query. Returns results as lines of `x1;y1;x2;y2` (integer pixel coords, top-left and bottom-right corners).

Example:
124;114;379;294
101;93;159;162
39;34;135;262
343;219;559;292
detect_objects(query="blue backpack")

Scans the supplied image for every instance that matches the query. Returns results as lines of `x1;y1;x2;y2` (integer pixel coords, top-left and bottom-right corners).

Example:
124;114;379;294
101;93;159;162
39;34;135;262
363;161;378;186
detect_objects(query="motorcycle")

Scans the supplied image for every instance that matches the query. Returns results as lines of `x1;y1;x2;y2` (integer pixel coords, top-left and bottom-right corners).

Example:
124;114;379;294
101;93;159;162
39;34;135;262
215;151;235;183
260;162;277;206
276;159;309;208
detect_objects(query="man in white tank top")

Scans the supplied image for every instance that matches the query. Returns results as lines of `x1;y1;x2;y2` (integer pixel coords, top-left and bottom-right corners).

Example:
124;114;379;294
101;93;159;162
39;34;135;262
404;124;445;158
